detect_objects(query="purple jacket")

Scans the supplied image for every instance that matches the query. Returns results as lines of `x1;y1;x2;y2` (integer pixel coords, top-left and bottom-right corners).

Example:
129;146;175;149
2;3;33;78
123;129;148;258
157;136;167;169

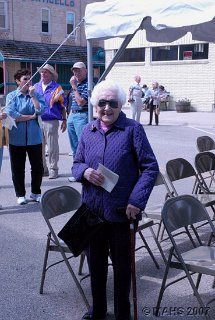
34;81;66;121
72;111;159;222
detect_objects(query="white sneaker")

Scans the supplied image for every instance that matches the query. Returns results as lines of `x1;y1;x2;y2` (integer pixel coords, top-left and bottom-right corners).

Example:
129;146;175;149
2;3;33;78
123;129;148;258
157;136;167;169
17;197;27;205
68;176;76;182
49;171;58;179
30;193;41;203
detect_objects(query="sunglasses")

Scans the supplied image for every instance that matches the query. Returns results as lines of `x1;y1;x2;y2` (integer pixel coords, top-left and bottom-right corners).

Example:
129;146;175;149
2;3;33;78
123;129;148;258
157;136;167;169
22;77;31;81
97;99;119;109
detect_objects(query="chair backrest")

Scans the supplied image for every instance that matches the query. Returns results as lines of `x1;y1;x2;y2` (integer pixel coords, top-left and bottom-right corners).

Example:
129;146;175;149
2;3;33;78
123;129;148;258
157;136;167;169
166;158;200;196
40;186;81;221
195;151;215;174
162;195;212;234
166;158;197;182
154;171;173;197
196;135;215;152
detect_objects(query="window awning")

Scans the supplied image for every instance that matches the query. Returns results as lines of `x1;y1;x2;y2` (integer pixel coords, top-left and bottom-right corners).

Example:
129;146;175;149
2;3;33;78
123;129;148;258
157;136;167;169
0;40;104;65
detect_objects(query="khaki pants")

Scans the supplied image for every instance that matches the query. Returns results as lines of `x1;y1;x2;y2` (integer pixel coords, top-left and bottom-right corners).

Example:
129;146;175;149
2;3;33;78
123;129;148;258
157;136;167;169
42;120;59;173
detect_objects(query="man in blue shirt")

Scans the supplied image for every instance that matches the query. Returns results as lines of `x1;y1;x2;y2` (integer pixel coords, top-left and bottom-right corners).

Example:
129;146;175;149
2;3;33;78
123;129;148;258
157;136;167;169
67;62;88;182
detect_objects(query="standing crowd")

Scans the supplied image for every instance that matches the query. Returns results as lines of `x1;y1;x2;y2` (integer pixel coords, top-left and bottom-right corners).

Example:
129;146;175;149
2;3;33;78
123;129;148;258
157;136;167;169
0;68;167;207
0;67;167;209
129;75;169;125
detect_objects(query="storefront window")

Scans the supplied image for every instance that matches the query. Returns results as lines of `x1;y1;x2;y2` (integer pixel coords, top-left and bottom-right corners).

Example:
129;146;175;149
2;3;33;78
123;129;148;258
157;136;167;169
151;44;208;61
115;48;145;62
179;44;208;60
152;46;178;62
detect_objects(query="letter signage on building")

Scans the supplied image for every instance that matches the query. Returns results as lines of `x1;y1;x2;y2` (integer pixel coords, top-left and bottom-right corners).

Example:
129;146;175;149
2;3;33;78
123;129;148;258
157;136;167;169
31;0;75;7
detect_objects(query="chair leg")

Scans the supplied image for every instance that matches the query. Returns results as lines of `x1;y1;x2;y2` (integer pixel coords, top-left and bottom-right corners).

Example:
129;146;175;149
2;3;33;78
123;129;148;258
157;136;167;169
149;225;167;265
155;249;173;316
59;248;90;309
138;230;160;269
78;252;86;275
39;233;51;294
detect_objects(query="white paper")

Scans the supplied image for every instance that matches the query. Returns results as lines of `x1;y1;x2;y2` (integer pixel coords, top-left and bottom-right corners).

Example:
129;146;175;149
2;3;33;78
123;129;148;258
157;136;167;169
2;115;17;130
97;163;119;193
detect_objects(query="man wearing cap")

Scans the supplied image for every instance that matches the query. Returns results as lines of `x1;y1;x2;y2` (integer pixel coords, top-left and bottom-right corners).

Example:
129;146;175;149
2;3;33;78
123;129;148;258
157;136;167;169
34;64;67;179
67;61;88;182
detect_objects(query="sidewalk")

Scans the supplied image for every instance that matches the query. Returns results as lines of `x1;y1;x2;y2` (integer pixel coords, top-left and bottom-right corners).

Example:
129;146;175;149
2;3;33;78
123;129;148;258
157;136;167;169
123;107;215;128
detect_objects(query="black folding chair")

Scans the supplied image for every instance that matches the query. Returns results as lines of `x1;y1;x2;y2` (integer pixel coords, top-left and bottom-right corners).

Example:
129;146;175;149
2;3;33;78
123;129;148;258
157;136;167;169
39;186;89;308
195;151;215;194
166;157;215;211
142;171;173;241
156;195;215;316
196;136;215;152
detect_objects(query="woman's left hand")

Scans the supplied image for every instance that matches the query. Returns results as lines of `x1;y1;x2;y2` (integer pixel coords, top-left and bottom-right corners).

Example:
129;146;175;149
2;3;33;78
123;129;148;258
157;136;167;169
126;204;140;220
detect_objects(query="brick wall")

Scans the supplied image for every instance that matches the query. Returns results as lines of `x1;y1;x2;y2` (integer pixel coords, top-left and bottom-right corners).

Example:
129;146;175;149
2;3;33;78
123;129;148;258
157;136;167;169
105;33;215;112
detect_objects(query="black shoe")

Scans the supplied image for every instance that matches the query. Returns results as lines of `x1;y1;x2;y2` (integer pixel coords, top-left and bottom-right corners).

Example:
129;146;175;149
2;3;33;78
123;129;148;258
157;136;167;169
82;311;107;320
156;123;159;126
147;123;152;125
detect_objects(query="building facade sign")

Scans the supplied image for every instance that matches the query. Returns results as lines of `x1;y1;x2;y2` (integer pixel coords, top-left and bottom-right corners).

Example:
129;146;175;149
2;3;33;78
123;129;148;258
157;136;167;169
31;0;74;7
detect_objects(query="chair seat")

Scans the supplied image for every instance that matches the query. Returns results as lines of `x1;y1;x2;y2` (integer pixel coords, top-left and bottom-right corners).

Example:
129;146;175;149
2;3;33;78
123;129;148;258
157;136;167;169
182;246;215;276
137;217;154;231
143;204;163;220
49;240;72;253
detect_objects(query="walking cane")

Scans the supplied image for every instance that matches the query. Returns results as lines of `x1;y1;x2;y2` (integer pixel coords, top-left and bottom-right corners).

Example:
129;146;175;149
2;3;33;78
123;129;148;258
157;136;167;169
130;219;138;320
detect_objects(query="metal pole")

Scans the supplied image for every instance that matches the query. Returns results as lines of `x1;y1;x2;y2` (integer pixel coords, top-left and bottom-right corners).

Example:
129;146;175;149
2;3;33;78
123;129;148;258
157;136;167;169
87;39;93;122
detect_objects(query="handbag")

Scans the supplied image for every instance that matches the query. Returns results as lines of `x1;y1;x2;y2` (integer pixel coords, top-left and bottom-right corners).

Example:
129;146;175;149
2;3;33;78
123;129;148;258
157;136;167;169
58;203;105;257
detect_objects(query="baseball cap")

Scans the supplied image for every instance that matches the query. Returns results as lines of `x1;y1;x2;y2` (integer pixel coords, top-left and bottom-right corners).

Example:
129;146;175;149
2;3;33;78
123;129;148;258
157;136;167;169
71;62;87;71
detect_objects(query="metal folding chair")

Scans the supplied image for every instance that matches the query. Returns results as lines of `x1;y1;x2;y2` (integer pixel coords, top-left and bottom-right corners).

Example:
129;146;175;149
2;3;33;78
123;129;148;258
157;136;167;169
136;216;167;266
142;171;174;241
39;185;89;308
196;135;215;152
195;151;215;194
166;157;215;210
156;195;215;315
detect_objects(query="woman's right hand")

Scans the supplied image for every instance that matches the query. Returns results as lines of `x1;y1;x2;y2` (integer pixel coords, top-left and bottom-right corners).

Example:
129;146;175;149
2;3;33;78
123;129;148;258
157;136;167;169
84;168;104;186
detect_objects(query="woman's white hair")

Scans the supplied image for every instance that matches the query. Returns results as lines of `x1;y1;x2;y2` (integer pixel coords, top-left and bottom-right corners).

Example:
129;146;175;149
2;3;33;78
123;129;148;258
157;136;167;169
90;79;126;107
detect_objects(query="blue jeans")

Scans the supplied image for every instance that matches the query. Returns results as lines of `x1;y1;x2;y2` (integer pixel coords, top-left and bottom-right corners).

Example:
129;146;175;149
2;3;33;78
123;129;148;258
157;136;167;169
67;112;88;156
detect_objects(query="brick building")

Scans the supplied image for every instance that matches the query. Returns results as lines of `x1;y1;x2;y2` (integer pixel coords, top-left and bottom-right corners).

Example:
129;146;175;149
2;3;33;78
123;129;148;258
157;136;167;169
0;0;104;95
105;32;215;112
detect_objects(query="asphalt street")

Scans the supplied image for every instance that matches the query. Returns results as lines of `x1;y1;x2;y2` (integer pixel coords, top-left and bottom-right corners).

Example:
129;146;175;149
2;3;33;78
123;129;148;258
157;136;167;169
1;109;215;320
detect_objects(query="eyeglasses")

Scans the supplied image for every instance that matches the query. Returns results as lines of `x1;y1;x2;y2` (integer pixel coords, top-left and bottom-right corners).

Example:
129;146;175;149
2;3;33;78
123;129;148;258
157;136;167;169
22;77;31;81
97;99;118;109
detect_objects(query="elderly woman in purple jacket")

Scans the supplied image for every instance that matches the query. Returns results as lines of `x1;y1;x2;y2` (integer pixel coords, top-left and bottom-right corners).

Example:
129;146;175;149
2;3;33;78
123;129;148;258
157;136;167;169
72;79;159;320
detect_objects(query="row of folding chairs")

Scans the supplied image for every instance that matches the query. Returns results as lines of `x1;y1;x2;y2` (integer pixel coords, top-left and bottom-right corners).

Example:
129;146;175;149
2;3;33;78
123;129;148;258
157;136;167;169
144;150;215;241
38;135;215;313
146;136;215;316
